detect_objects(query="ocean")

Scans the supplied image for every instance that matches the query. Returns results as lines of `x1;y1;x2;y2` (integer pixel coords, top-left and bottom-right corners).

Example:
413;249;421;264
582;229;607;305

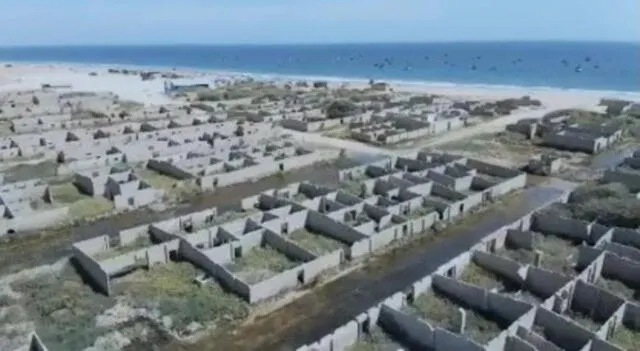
0;42;638;92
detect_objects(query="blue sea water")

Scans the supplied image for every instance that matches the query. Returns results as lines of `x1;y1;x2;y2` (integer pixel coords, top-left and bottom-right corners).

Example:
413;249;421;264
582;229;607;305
0;42;638;92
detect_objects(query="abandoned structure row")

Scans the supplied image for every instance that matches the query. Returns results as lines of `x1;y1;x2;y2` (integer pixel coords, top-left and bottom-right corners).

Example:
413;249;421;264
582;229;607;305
506;112;624;154
295;188;640;351
69;152;526;308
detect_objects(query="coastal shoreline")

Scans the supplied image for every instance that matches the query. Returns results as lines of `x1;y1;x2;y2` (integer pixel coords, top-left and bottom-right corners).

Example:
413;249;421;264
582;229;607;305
1;61;639;107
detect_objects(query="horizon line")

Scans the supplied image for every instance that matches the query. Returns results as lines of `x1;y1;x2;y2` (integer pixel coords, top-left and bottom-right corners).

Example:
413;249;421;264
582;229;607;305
1;39;639;49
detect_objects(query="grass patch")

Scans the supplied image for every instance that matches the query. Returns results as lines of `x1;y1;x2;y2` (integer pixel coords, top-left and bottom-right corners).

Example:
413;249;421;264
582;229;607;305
535;234;579;276
68;196;113;220
0;294;16;307
610;324;640;351
123;262;248;334
565;182;640;228
460;262;504;290
289;228;345;255
411;292;459;331
339;180;366;197
138;169;178;190
410;291;502;345
348;327;404;351
564;310;601;331
597;277;638;302
50;183;86;204
11;264;115;351
210;209;258;226
227;245;300;284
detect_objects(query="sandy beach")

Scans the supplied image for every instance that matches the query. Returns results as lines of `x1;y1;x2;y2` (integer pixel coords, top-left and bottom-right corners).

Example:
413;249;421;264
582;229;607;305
3;61;639;159
2;62;639;109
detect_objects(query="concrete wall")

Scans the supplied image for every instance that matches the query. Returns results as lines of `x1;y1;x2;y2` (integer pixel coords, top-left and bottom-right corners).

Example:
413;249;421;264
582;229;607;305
603;169;640;192
465;159;522;179
504;334;538;351
534;307;595;350
532;212;591;241
526;266;573;299
28;332;50;351
473;251;527;285
179;239;251;298
600;241;640;262
611;227;640;251
71;243;110;295
307;211;368;244
249;265;303;303
515;326;564;351
571;280;625;324
432;275;533;323
601;253;640;288
378;304;436;349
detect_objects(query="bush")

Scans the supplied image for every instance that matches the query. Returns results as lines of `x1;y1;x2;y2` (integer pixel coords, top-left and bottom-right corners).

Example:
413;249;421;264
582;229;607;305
326;100;359;119
573;198;640;228
568;182;629;204
407;95;434;106
567;183;640;227
31;96;40;105
196;91;223;102
313;81;328;89
189;103;215;112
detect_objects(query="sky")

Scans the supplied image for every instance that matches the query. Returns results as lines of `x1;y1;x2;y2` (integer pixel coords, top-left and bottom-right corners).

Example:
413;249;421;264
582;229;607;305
0;0;638;46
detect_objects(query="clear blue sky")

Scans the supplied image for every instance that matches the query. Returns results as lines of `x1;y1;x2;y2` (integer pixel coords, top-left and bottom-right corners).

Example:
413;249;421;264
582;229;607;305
1;0;638;46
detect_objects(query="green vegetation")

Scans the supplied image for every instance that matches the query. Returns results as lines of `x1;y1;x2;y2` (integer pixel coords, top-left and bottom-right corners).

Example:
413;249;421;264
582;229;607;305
289;229;344;255
348;328;400;351
50;183;86;203
0;294;16;307
196;83;294;102
460;262;504;290
597;277;638;302
138;169;178;190
411;291;501;345
325;100;360;119
411;292;459;331
11;265;115;351
124;263;248;334
137;169;199;201
610;325;640;351
566;182;640;228
339;180;366;197
228;245;299;284
68;196;113;220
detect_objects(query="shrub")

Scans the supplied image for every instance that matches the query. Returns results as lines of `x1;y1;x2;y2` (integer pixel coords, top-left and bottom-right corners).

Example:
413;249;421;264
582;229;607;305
568;182;629;203
326;100;359;119
567;183;640;228
408;95;434;106
31;96;40;105
313;81;328;89
196;91;223;102
189;103;215;112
